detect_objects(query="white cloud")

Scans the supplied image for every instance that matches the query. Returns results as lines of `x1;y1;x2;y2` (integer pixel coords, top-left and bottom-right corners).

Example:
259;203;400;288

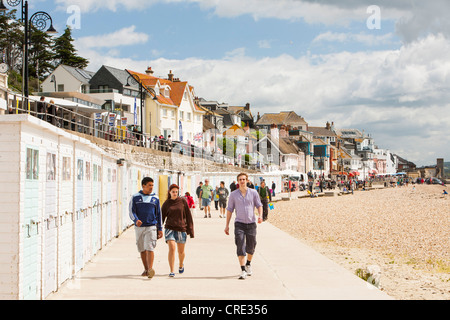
54;0;160;12
55;0;450;42
313;31;397;46
75;25;149;49
79;33;450;165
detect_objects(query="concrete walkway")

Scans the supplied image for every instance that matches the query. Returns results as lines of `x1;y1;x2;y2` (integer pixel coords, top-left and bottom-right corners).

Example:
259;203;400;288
47;209;393;300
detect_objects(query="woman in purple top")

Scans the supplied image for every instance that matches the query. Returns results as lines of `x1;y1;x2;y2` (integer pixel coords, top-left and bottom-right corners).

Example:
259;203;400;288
225;172;263;280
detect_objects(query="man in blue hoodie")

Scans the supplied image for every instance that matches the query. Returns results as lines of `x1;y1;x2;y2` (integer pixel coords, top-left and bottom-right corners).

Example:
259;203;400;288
129;177;163;278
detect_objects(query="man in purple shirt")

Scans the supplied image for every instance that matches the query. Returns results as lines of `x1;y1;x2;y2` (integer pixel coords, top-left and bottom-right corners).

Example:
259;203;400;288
225;172;263;279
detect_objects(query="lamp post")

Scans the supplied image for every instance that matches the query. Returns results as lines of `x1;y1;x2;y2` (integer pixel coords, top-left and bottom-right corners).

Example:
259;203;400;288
126;73;158;140
0;0;57;98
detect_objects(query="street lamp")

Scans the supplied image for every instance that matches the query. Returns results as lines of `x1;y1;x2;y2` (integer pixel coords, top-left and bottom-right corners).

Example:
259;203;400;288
125;73;158;137
0;0;57;98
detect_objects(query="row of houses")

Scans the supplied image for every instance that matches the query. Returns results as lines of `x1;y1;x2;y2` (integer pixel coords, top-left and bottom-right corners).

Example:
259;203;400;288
1;63;416;179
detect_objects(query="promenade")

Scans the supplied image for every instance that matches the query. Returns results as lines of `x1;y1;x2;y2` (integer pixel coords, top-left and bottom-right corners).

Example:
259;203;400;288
47;197;392;300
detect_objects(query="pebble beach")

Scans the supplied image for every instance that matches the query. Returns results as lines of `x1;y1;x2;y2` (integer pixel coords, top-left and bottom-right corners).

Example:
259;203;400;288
269;184;450;300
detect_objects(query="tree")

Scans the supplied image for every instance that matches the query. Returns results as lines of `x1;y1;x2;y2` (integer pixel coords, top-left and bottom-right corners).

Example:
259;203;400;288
53;26;89;69
0;9;23;72
28;25;55;81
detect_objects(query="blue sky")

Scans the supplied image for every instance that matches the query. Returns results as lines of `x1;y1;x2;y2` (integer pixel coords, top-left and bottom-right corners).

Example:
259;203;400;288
17;0;450;165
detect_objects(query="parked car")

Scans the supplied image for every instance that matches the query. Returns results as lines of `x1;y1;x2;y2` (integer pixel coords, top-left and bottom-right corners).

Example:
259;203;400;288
430;177;443;185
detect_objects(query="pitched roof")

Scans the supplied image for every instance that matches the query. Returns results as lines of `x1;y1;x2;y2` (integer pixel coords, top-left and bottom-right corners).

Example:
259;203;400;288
60;64;95;84
256;111;307;126
335;128;363;139
309;126;337;137
260;134;301;155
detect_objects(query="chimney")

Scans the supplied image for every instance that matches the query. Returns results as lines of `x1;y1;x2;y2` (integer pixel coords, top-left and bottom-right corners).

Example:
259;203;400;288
326;121;331;130
257;112;260;122
270;124;279;142
245;103;250;111
168;70;174;82
145;67;154;75
279;125;288;138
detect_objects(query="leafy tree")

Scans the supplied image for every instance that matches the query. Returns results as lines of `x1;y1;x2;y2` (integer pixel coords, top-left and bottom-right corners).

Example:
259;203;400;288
53;26;89;69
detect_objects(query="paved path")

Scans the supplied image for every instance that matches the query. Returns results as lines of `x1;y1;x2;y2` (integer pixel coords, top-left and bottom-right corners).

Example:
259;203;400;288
47;208;392;300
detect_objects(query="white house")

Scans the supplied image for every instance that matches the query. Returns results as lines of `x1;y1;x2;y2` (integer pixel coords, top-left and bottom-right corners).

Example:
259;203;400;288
127;69;204;146
41;64;95;94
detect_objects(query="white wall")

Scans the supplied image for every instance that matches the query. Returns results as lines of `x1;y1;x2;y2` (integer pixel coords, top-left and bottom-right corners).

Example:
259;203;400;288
41;66;82;93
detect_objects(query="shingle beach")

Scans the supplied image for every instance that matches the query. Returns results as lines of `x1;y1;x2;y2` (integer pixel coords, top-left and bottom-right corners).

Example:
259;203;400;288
269;184;450;300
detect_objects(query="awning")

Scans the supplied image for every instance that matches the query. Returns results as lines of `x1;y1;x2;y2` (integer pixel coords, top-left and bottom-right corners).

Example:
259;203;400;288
30;95;105;115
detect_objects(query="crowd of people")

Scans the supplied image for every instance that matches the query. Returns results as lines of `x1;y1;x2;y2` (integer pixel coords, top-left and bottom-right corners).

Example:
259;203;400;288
129;173;268;280
195;179;275;221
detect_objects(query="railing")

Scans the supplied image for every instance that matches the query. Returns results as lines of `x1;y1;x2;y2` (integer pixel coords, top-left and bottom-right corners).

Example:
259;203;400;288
3;94;255;169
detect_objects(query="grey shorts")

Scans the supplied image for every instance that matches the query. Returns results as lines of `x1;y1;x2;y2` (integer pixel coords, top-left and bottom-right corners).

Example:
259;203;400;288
219;199;227;208
135;226;157;253
234;222;257;257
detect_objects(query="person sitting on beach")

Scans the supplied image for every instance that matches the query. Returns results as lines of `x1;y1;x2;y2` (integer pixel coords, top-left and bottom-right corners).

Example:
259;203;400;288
444;190;448;195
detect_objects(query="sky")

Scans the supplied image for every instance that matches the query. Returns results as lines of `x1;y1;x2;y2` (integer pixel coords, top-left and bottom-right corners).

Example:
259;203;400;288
24;0;450;166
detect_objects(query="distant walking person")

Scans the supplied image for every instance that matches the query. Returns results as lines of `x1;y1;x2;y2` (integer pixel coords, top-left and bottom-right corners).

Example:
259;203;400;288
196;182;203;211
129;177;163;279
271;181;276;197
225;173;263;280
213;186;220;211
37;96;46;120
200;179;214;218
258;180;272;221
218;181;229;218
162;184;195;277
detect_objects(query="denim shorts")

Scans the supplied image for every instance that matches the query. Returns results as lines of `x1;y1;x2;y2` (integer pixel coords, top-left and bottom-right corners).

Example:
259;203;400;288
202;198;211;207
165;228;187;244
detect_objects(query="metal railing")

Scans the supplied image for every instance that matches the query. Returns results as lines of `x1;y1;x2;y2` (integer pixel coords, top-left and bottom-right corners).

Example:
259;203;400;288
3;94;256;169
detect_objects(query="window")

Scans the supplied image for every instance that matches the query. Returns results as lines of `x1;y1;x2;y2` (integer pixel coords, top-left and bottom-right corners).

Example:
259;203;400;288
63;157;71;181
57;84;64;92
170;110;175;118
26;148;39;180
46;153;56;181
86;161;91;181
163;109;168;117
77;159;84;181
179;111;184;120
93;164;98;182
187;112;191;121
98;85;109;93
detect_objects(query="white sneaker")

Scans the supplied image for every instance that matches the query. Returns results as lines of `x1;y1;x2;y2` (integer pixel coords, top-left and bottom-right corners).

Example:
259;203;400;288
245;265;252;276
239;270;247;280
